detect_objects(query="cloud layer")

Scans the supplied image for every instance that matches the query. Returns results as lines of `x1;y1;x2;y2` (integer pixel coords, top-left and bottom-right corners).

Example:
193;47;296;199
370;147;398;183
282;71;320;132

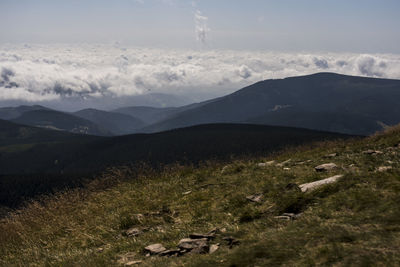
1;44;400;106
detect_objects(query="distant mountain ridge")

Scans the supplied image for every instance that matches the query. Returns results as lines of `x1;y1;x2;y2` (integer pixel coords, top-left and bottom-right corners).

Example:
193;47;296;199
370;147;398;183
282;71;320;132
73;109;145;135
12;109;112;136
140;73;400;135
1;73;399;136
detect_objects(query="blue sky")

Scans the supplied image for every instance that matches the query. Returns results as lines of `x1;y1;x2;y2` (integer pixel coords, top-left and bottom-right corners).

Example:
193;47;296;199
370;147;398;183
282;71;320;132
1;0;400;52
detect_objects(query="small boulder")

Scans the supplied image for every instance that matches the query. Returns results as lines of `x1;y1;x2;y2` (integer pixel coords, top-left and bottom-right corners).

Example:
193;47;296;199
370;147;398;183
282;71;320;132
117;252;140;265
315;163;338;172
209;244;220;254
144;243;167;255
363;150;383;155
189;233;215;240
178;238;209;254
299;175;344;192
246;193;263;203
277;159;292;167
221;165;230;174
377;166;392;172
159;249;181;257
257;161;275;167
182;191;192;195
124;228;143;237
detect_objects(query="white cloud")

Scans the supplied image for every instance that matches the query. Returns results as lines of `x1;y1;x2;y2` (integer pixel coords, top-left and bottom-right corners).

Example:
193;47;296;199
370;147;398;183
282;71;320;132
1;44;400;105
194;10;210;45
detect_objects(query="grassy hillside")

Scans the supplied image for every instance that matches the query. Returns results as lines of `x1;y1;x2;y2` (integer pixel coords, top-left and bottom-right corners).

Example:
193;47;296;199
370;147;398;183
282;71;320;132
0;124;350;208
0;126;399;266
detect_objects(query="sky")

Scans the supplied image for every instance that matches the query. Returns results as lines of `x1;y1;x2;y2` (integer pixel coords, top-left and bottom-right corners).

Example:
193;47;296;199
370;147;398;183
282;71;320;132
0;0;400;109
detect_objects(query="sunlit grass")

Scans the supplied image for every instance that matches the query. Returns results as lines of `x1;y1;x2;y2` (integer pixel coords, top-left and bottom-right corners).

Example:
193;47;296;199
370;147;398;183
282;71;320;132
0;126;399;266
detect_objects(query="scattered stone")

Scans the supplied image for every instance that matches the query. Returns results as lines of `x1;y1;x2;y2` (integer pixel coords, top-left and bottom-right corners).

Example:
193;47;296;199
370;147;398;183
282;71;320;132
117;252;139;265
257;161;275;167
276;159;292;167
159;249;181;257
315;163;338;172
246;193;263;203
377;166;392;172
299;175;344;192
209;244;220;254
295;160;312;165
207;228;218;235
182;191;192;195
144;243;167;255
221;165;230;174
324;153;338;158
178;238;209;254
363;150;383;155
274;215;291;221
189;233;215;240
222;237;240;248
124;227;143;237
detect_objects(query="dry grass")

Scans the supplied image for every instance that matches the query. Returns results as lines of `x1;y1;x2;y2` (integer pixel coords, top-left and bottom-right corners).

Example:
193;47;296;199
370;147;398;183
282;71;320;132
0;126;400;266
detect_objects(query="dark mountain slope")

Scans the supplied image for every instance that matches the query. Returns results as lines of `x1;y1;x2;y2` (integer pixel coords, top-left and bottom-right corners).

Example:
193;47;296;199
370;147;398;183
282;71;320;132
0;123;353;176
113;98;218;126
12;110;112;136
74;109;145;135
141;73;400;135
0;105;49;120
0;119;97;147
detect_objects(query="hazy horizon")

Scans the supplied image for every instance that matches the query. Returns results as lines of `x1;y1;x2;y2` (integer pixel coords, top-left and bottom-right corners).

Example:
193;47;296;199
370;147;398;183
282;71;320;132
1;0;400;110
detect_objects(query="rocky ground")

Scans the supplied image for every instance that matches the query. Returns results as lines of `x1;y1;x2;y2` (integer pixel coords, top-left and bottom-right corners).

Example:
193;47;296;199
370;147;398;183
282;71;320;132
0;126;399;266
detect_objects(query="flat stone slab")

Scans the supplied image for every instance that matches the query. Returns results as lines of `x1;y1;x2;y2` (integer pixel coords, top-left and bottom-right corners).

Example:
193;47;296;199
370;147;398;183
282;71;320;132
257;161;275;167
178;238;209;254
377;166;392;172
315;163;338;172
363;150;383;155
189;233;215;240
124;227;143;237
246;193;263;203
299;175;344;192
144;243;167;255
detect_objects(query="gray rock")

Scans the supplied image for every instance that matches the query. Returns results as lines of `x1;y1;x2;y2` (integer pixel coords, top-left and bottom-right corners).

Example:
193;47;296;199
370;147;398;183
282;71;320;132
246;193;263;203
117;252;140;265
276;159;292;167
144;243;167;255
159;249;181;257
178;238;209;253
257;161;275;167
377;166;392;172
189;233;215;240
363;150;383;155
124;228;143;237
299;175;344;192
315;163;338;172
209;244;220;254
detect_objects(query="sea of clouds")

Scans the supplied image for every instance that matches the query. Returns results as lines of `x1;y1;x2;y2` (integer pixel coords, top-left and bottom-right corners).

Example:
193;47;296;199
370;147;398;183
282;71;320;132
1;43;400;107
